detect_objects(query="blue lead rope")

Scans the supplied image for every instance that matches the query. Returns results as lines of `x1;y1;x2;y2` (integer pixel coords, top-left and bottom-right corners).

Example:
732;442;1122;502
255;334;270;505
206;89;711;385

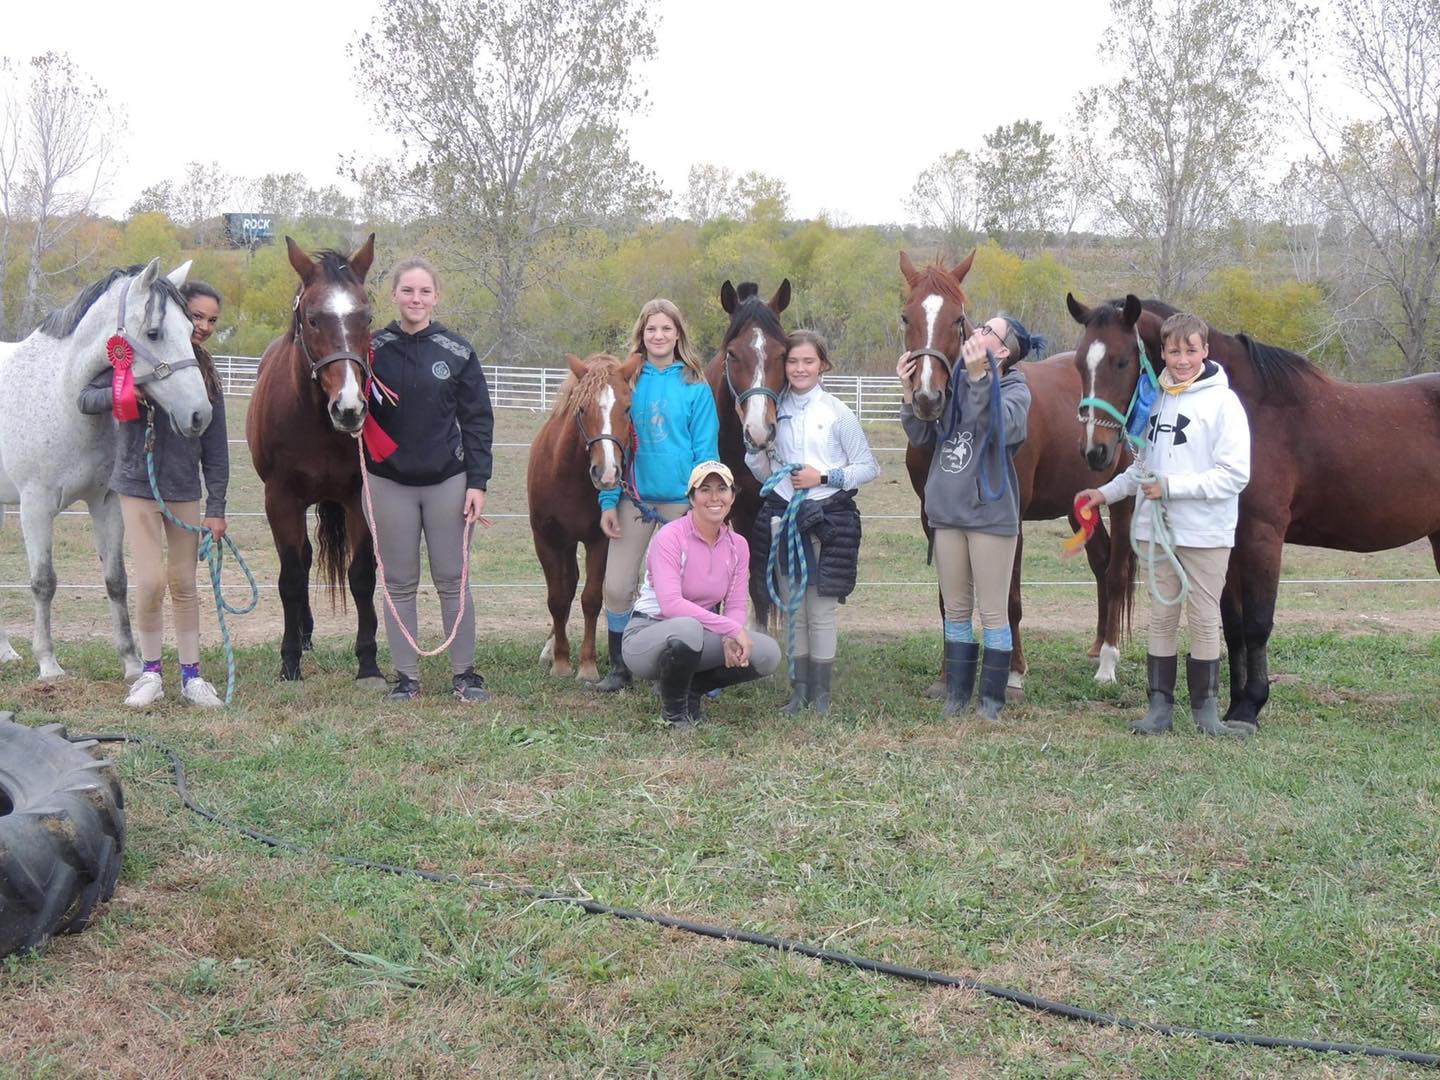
145;414;260;705
761;463;806;679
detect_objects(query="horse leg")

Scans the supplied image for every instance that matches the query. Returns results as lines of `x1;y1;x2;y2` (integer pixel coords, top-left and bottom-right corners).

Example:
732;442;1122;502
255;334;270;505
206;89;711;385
87;491;141;681
1006;530;1026;702
536;538;578;678
347;503;383;685
1223;526;1284;734
19;494;64;679
300;536;315;652
1094;499;1134;683
1220;576;1245;706
578;538;606;683
0;507;20;663
266;489;310;681
1081;516;1112;661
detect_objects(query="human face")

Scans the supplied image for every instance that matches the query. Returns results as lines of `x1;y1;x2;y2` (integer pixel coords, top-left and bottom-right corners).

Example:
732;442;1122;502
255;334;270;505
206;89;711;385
393;269;438;332
785;342;824;393
971;318;1011;360
689;475;734;527
1162;332;1208;383
643;313;677;364
187;295;221;348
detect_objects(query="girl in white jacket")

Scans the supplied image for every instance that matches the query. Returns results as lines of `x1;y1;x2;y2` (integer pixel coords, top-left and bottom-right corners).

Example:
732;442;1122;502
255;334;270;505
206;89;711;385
1077;313;1251;737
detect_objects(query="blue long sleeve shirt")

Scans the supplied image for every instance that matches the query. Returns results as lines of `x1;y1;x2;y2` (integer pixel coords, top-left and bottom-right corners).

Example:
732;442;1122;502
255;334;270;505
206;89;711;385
599;360;719;511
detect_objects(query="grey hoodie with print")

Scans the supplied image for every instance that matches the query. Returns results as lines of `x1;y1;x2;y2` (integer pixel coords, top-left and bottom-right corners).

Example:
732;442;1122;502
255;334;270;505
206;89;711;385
901;366;1030;536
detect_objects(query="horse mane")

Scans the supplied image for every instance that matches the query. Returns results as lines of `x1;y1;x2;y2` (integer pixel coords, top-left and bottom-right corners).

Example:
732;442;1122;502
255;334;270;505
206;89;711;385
550;353;626;417
723;282;785;345
39;265;187;339
909;264;969;307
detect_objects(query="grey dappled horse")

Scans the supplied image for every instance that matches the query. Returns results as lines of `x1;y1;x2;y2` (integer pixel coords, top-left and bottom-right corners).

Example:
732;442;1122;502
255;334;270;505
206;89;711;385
0;259;213;679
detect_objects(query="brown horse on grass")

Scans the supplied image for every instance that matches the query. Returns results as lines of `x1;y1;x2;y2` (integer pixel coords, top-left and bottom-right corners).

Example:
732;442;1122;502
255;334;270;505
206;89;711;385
706;279;791;620
528;351;643;682
1067;292;1440;733
246;235;384;685
898;252;1137;697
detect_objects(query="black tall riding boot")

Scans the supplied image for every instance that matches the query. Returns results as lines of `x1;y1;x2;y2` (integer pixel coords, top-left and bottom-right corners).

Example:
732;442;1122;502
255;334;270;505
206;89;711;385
593;628;632;693
691;662;765;695
943;640;980;718
976;648;1012;721
809;659;833;716
1131;654;1177;735
782;656;812;715
657;640;703;730
1188;655;1247;737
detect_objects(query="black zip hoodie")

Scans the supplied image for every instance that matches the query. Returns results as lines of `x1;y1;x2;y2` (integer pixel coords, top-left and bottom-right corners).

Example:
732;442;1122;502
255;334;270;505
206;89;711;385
368;320;494;490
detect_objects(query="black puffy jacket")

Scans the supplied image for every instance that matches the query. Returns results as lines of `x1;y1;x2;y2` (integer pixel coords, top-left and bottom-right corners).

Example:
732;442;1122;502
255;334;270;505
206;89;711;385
751;489;863;602
368;321;494;489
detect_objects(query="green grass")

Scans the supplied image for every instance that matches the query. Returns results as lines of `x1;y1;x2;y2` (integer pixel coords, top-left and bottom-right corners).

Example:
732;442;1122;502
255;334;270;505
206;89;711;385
1;627;1437;1077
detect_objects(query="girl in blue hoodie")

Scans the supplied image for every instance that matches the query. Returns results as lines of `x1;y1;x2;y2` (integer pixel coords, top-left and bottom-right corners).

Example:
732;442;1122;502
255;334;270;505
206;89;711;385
594;298;720;692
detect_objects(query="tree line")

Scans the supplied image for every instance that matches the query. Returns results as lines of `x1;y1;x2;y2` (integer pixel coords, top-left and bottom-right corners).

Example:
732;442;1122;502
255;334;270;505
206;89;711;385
1;0;1435;378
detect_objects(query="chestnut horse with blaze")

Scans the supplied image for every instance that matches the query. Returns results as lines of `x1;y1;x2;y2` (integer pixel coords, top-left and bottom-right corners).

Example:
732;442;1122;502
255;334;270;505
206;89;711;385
246;236;385;685
528;351;643;682
898;252;1136;697
1067;292;1440;733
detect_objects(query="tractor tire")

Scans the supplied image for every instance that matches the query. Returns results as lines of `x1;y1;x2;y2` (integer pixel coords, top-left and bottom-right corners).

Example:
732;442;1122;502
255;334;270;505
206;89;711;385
0;714;126;957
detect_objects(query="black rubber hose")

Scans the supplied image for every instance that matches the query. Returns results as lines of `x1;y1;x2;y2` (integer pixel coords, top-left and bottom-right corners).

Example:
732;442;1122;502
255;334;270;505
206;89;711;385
80;731;1440;1068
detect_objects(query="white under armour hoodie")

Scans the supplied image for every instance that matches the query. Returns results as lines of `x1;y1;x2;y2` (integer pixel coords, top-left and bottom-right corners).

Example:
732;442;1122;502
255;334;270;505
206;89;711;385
1098;360;1251;548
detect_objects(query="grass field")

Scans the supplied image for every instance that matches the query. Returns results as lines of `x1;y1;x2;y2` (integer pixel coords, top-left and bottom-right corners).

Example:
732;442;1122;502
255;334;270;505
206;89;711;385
1;401;1437;1078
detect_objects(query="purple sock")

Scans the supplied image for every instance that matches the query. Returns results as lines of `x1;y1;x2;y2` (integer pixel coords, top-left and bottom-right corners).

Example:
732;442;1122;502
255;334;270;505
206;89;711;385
144;659;163;675
181;662;200;687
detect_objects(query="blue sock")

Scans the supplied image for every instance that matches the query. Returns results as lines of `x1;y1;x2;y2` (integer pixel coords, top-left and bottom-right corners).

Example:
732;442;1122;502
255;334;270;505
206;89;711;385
605;609;632;634
983;626;1013;650
143;658;162;675
181;662;200;686
943;620;975;644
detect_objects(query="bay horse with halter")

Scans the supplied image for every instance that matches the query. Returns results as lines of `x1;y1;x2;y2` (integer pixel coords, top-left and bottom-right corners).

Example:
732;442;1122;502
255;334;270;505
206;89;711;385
246;235;385;685
705;279;791;621
0;259;213;680
528;351;643;681
898;251;1137;697
1068;292;1440;733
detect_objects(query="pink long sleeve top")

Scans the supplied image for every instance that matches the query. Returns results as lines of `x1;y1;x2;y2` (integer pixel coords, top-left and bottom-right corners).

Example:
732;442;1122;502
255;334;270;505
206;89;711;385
631;514;750;637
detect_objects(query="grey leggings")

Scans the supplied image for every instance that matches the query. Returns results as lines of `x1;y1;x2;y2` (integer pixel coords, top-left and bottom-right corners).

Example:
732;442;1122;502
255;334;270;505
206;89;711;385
369;471;476;677
773;529;840;661
602;497;689;619
622;615;782;680
933;528;1017;630
1147;544;1230;661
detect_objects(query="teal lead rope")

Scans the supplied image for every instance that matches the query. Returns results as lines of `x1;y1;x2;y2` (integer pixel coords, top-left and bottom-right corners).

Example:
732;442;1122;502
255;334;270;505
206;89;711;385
761;463;807;678
144;412;260;704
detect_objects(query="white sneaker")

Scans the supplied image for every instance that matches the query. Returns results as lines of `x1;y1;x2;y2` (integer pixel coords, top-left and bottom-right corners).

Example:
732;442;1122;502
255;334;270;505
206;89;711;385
125;671;165;708
182;677;223;708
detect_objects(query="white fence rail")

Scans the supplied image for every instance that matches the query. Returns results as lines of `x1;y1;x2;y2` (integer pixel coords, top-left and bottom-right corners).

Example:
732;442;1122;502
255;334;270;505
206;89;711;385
212;356;906;423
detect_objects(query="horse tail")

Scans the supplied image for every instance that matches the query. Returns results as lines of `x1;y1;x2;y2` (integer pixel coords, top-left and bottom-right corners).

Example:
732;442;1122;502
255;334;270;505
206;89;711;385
314;499;350;607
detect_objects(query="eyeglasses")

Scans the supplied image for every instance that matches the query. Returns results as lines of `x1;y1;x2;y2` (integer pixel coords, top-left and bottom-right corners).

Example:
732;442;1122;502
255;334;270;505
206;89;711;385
977;324;1008;344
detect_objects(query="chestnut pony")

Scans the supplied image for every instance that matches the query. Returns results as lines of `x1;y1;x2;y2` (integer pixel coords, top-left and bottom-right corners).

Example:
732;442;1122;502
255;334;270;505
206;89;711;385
1068;292;1440;733
246;235;384;685
528;351;643;681
706;279;791;620
898;252;1137;696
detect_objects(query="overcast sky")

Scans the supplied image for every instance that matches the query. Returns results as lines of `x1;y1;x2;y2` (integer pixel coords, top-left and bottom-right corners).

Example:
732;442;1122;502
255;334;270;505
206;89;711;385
8;0;1115;224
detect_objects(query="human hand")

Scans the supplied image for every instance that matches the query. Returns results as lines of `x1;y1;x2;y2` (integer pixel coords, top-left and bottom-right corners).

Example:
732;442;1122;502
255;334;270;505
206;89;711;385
961;336;990;379
203;516;227;542
463;488;487;525
600;508;621;539
1075;488;1107;513
1140;478;1167;501
791;465;822;490
724;629;753;668
895;352;917;401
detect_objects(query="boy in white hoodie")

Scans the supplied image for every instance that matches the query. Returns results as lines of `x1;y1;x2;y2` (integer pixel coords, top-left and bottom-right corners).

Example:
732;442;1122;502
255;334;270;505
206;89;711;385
1077;313;1252;737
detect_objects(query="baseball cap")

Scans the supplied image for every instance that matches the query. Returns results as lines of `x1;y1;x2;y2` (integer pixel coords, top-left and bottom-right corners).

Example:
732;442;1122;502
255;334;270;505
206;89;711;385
686;460;735;494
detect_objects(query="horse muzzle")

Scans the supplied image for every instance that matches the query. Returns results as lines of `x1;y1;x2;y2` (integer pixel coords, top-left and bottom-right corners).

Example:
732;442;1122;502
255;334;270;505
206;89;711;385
912;389;946;423
170;403;213;439
329;400;367;434
1084;440;1117;472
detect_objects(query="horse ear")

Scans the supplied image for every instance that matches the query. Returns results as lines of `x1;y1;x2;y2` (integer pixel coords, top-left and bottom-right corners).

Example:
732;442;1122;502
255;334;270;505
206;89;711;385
166;260;193;287
1123;294;1143;328
899;250;920;287
136;257;161;290
286;236;317;281
720;280;737;315
348;233;376;282
566;353;587;380
952;248;977;284
770;278;791;314
620;351;644;381
1066;292;1090;325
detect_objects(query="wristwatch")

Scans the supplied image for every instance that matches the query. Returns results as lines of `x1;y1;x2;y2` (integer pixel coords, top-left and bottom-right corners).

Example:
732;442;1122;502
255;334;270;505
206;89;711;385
818;472;829;486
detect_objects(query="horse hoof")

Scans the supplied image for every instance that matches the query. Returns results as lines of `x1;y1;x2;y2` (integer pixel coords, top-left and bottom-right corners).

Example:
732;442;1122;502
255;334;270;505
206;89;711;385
355;675;387;690
0;644;21;664
301;636;314;652
577;665;599;683
1093;643;1120;683
37;663;67;681
1005;673;1025;704
551;663;573;678
923;678;945;700
279;667;303;682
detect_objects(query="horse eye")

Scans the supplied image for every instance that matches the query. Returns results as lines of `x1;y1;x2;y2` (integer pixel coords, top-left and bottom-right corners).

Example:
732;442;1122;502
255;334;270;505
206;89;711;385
146;328;160;342
1116;358;1129;369
899;314;909;326
307;317;318;328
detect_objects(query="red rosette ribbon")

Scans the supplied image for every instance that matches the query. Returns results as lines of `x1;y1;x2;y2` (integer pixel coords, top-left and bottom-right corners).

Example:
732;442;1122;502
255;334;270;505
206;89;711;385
1061;493;1099;559
106;334;140;422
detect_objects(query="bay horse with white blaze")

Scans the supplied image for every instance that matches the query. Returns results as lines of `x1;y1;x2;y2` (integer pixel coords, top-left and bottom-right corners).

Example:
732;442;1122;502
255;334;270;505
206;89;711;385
529;351;642;681
246;235;384;685
706;279;791;621
1067;292;1440;733
898;252;1137;696
0;258;213;680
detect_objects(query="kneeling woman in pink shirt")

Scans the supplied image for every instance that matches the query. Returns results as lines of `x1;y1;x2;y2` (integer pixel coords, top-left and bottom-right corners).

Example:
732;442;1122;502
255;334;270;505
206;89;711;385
623;461;782;730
